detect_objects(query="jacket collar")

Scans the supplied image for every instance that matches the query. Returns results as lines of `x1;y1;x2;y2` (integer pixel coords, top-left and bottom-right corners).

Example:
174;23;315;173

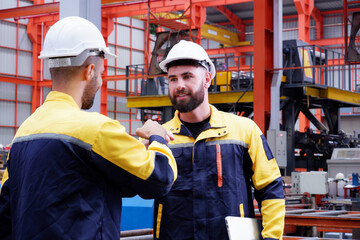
168;104;227;135
45;91;80;110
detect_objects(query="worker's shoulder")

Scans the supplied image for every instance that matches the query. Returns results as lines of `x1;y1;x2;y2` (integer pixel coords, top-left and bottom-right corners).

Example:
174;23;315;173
216;110;255;125
162;117;178;129
77;110;118;127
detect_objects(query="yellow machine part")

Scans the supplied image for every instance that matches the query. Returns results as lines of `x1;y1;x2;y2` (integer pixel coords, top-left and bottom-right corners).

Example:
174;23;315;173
220;85;232;92
213;71;231;85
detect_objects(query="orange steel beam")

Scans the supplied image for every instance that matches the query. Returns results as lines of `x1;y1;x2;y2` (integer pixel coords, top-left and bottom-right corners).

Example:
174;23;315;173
310;37;348;46
253;0;273;133
206;45;254;55
0;2;59;19
102;0;252;7
101;0;140;4
294;0;313;43
1;1;357;25
219;8;360;26
103;74;149;82
37;80;52;87
0;1;198;19
193;0;252;7
325;6;360;14
311;6;323;39
0;75;34;86
191;4;206;31
103;5;181;18
101;0;252;18
256;211;360;230
107;89;127;98
214;6;246;41
284;215;360;229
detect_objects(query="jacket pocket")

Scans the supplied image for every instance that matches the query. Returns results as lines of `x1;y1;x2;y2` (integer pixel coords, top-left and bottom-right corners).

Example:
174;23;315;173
169;147;193;191
170;147;183;158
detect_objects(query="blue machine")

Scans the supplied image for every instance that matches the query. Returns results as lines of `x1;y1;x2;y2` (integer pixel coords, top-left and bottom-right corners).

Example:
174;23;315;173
121;195;154;231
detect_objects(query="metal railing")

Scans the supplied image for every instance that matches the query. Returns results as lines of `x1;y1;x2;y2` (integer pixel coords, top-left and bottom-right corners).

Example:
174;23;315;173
124;45;360;98
125;64;168;97
282;44;360;92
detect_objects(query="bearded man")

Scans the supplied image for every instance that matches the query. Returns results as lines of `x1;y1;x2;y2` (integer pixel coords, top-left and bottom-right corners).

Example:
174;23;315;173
153;40;285;240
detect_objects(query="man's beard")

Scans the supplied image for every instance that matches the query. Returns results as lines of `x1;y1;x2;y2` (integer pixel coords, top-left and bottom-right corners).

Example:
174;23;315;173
81;75;99;110
169;85;204;113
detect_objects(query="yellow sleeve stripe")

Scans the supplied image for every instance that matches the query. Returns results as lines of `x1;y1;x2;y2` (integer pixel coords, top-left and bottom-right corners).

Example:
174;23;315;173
239;203;244;217
156;204;163;239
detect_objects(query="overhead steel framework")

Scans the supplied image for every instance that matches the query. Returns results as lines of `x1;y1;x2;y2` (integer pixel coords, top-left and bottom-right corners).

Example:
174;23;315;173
1;0;360;160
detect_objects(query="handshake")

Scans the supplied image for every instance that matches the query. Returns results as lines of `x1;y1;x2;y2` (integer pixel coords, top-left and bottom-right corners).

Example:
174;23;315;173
135;119;174;146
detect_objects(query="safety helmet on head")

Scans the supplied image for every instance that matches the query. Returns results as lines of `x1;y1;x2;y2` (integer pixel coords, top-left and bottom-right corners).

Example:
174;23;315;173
39;16;116;68
159;40;216;79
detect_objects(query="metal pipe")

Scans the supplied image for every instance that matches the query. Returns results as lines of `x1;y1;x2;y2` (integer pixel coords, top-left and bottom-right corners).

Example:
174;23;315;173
121;235;153;240
120;229;153;237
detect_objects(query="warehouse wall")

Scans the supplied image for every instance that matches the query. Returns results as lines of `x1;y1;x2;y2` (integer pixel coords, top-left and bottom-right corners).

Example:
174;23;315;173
106;17;145;135
0;0;33;146
0;1;146;145
0;1;359;146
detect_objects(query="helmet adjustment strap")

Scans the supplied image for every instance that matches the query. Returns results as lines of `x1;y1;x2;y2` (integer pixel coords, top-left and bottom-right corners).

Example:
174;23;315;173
48;49;104;68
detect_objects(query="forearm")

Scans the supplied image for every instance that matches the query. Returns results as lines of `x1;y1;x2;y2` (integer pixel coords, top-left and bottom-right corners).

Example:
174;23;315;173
260;198;285;240
92;121;177;198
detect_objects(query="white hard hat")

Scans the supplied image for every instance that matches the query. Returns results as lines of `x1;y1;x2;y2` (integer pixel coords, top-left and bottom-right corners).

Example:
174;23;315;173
335;172;345;180
39;16;116;68
159;40;216;79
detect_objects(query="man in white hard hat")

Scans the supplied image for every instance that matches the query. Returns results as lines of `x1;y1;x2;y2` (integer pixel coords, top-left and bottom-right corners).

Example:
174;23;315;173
0;16;177;239
153;40;285;240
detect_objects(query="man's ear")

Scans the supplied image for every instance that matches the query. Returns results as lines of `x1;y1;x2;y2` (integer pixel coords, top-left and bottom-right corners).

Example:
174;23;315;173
204;71;212;89
83;64;95;82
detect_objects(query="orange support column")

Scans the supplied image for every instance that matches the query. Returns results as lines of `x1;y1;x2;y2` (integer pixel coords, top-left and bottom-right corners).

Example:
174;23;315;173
295;0;314;132
27;18;43;113
189;3;206;44
100;16;114;115
294;0;313;43
27;14;57;113
253;0;273;133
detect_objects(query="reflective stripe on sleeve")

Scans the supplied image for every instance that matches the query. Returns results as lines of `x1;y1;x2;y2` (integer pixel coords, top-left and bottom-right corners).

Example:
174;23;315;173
156;204;163;239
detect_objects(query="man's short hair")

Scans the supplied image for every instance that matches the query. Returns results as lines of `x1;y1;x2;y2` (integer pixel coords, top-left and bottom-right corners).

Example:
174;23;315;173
50;55;103;81
165;59;210;72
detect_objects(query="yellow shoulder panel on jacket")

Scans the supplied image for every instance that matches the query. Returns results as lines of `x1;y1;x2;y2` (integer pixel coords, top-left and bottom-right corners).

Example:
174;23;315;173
0;168;9;192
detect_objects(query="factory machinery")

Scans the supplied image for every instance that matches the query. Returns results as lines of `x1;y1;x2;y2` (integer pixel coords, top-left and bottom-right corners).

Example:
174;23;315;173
126;37;360;175
123;37;360;238
281;39;360;176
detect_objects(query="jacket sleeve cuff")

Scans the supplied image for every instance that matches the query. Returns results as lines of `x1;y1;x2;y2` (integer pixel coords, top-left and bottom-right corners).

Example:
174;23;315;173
149;135;167;145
